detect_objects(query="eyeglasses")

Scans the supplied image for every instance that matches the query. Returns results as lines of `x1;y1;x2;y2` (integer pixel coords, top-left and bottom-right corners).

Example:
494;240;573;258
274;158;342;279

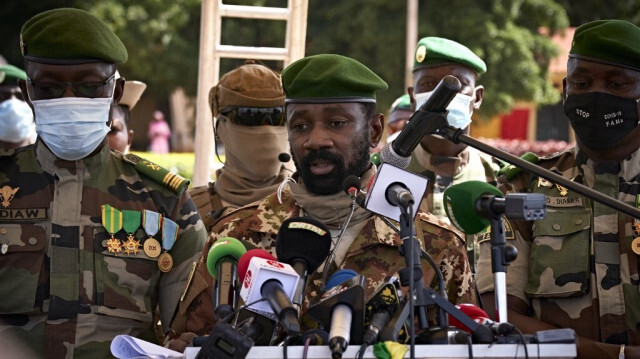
220;106;284;126
27;73;116;99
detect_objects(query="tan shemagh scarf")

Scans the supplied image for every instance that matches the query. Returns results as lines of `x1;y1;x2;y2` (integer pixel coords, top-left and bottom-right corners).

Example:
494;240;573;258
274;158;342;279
214;119;291;207
288;166;376;230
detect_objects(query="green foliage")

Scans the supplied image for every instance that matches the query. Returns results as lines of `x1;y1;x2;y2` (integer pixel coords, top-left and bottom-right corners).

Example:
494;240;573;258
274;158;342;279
76;0;202;98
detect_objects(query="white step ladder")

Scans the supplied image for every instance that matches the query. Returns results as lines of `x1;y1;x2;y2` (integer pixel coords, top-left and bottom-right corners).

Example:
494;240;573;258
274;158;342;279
192;0;308;187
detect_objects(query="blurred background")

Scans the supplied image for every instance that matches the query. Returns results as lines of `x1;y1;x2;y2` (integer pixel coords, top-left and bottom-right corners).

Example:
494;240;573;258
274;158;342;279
2;0;639;181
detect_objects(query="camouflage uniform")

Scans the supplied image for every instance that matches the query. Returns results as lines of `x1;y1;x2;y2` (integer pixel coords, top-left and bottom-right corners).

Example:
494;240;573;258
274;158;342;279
476;146;640;345
171;188;476;335
0;141;206;358
407;145;499;270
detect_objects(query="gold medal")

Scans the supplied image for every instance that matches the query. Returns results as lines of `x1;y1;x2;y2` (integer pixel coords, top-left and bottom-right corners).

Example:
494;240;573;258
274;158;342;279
632;237;640;255
143;238;162;258
123;236;141;255
158;252;173;272
106;238;123;255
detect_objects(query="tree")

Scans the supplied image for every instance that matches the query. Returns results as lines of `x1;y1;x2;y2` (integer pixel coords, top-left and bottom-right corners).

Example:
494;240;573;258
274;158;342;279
306;0;569;118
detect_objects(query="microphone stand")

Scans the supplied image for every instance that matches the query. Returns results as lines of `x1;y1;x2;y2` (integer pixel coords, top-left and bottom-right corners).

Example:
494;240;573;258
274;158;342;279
439;126;640;220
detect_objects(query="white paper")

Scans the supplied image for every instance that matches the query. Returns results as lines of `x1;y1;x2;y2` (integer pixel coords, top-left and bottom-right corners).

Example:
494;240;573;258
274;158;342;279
110;335;183;359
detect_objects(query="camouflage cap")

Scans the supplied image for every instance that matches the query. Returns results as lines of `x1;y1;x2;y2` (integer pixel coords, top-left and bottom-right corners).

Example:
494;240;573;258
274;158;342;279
20;8;127;64
281;54;388;104
413;37;486;75
0;64;27;85
388;94;412;124
570;19;640;72
209;60;285;117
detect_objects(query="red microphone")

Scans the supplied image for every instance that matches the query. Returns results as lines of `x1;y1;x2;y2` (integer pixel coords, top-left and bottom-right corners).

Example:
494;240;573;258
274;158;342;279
449;303;515;336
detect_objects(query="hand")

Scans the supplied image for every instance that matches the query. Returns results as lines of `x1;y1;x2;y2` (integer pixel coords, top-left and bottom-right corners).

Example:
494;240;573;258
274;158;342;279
165;332;197;353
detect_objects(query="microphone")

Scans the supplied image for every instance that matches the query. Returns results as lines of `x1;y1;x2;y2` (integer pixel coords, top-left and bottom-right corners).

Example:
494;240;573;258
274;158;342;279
290;329;330;346
275;217;332;312
443;180;546;234
278;152;291;162
206;237;247;321
342;175;361;201
385;182;414;208
380;75;461;168
237;249;301;335
361;278;407;350
307;269;365;359
449;303;515;337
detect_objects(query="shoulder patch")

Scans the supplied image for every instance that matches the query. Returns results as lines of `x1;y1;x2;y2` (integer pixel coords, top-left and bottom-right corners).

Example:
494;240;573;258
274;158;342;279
497;152;540;180
123;153;189;194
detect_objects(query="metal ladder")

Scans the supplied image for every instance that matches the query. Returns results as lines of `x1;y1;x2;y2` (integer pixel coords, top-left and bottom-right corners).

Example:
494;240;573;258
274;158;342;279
192;0;309;187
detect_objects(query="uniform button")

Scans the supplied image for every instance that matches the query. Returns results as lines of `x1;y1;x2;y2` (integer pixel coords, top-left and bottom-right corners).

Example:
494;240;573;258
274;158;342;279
552;224;561;231
28;237;37;245
0;228;6;235
574;219;583;225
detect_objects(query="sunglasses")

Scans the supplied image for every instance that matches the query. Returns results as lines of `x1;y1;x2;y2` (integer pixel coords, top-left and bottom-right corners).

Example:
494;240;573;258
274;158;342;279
220;106;284;126
27;73;115;99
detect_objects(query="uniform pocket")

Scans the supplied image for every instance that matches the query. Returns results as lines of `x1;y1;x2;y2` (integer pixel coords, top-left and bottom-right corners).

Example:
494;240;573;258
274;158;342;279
92;226;160;322
0;223;47;313
525;208;591;298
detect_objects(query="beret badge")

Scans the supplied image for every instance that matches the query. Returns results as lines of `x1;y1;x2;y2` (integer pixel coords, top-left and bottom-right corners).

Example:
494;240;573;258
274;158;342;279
415;45;427;63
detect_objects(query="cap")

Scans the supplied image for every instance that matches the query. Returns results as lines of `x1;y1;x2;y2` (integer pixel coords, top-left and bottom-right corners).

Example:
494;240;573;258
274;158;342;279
569;19;640;72
209;60;284;116
120;81;146;110
413;37;486;75
0;65;27;85
388;94;412;124
281;54;388;104
20;8;127;64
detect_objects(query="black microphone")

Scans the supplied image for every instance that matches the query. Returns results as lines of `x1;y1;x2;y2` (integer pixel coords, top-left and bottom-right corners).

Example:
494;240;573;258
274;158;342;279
342;175;361;201
379;75;461;168
307;269;365;359
205;237;247;321
276;217;332;313
385;182;414;209
278;152;291;162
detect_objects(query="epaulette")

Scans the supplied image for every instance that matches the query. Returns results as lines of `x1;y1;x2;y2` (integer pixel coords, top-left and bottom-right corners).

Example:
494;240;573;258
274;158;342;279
497;152;539;181
122;153;189;194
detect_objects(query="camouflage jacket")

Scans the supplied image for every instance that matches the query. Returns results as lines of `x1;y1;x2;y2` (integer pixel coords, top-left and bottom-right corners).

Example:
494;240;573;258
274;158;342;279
475;146;640;345
171;188;475;336
0;141;206;359
188;182;230;232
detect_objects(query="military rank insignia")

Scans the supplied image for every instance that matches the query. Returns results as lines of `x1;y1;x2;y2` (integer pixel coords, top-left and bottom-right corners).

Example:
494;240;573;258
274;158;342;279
0;185;19;208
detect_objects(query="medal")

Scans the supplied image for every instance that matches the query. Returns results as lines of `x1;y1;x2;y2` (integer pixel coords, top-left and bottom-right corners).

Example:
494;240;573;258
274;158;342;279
101;205;123;255
122;210;141;255
142;210;162;258
632;237;640;256
158;217;179;272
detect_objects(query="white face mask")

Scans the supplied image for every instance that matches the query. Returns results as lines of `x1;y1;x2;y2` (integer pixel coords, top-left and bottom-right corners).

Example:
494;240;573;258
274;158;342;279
414;90;475;129
33;96;112;161
0;98;35;143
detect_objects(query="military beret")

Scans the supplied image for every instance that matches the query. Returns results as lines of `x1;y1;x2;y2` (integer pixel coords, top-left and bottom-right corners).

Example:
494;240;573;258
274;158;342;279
413;37;486;75
388;94;412;124
20;8;127;64
569;19;640;72
281;54;388;104
0;64;27;85
210;60;285;117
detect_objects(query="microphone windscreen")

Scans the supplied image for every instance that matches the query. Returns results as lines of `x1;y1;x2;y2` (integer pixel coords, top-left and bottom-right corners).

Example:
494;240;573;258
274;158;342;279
443;180;502;234
276;217;332;272
448;303;491;333
278;152;291;163
326;269;357;290
206;237;247;278
342;175;361;195
237;248;276;282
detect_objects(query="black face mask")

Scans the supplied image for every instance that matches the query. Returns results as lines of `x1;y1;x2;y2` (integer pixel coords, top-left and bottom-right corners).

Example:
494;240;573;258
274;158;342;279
564;92;640;151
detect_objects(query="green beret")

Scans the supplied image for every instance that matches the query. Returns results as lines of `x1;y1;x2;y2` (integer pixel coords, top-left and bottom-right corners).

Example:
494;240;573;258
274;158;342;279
281;54;388;104
388;94;412;124
0;65;27;85
20;8;127;64
413;37;486;75
570;19;640;72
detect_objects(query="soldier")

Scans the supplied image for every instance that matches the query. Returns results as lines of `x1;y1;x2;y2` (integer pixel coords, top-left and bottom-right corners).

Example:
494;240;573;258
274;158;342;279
0;64;35;149
170;54;475;342
188;60;292;232
0;8;207;358
386;93;412;142
476;20;640;358
107;73;147;154
405;37;499;270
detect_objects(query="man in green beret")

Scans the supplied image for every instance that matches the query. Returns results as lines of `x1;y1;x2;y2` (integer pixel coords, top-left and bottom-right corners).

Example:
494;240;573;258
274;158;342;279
170;54;476;349
476;20;640;358
405;37;499;270
0;64;35;149
0;8;206;358
386;94;412;142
